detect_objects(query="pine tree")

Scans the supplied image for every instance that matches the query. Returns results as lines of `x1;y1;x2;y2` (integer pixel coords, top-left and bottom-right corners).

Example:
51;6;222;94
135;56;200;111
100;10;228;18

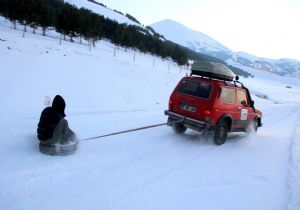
0;0;189;65
37;0;53;36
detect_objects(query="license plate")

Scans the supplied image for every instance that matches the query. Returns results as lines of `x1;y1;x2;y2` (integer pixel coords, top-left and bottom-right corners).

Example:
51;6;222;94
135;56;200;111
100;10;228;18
180;102;196;112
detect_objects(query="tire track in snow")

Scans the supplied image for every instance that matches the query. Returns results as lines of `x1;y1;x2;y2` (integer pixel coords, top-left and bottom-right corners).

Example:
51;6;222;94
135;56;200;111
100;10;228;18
261;104;300;210
263;104;297;127
287;107;300;210
101;144;218;209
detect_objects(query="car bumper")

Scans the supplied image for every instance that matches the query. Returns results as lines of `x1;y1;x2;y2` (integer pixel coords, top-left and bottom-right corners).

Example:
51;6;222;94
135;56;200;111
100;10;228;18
164;110;211;131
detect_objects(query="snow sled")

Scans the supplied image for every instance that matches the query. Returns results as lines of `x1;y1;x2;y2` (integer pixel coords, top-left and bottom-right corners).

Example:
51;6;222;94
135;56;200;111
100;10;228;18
39;140;79;156
191;61;236;81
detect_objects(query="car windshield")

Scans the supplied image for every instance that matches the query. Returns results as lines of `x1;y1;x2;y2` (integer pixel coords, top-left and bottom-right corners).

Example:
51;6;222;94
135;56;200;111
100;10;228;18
177;80;213;100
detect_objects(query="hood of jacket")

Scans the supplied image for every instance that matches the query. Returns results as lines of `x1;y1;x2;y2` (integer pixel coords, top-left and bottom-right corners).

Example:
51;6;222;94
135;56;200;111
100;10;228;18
52;95;66;117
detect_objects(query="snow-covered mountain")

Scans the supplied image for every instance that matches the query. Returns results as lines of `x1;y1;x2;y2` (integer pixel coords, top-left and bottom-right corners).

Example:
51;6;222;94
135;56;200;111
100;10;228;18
63;1;300;78
64;0;165;42
229;52;300;78
65;0;140;26
151;19;232;59
151;19;300;78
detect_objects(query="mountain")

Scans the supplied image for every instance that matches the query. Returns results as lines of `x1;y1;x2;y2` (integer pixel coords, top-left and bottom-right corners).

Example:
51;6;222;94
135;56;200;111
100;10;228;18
229;52;300;78
65;0;141;26
151;19;232;60
65;0;163;38
151;19;300;78
64;2;300;78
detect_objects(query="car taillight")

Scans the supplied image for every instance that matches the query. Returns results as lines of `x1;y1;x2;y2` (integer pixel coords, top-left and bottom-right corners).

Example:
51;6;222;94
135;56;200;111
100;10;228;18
169;99;173;110
204;109;211;121
204;110;211;115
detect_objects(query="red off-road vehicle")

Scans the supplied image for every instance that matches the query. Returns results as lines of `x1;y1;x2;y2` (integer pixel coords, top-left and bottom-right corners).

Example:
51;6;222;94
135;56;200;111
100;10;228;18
165;61;262;145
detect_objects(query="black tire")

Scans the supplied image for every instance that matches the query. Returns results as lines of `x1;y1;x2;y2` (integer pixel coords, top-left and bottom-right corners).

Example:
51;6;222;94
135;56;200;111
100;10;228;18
213;121;229;145
173;122;187;134
253;119;258;132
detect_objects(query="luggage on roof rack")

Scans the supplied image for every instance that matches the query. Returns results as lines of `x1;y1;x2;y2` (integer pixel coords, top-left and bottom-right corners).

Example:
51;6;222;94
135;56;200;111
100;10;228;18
191;61;236;81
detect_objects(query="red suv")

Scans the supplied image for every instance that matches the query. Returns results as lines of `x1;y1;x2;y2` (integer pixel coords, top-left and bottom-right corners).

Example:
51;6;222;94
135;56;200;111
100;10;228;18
165;61;262;145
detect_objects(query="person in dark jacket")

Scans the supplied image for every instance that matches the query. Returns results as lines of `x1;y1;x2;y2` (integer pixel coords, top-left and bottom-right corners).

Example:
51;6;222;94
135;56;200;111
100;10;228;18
37;95;78;155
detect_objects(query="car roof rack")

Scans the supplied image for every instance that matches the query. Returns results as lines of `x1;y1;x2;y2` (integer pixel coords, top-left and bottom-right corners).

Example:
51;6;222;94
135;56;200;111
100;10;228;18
190;61;236;82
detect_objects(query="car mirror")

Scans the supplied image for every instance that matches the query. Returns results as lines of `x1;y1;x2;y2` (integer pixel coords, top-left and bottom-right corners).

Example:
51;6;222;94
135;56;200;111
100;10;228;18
241;100;248;106
250;100;255;107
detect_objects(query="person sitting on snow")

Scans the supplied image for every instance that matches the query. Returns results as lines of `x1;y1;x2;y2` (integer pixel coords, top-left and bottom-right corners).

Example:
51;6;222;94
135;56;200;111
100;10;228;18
37;95;78;155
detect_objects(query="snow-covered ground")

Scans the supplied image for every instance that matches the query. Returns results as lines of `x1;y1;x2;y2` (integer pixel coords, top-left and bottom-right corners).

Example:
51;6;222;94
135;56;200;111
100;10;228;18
65;0;140;26
1;17;300;210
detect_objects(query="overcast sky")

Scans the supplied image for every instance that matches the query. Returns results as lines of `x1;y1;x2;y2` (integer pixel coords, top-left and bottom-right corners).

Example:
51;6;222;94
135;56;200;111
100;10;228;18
99;0;300;60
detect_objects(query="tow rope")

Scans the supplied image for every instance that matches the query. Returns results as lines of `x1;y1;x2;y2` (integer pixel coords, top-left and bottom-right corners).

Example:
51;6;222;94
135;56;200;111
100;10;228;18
81;122;167;141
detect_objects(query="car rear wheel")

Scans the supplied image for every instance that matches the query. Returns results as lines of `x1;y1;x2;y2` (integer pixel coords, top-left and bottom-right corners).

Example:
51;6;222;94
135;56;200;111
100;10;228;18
213;121;229;145
173;122;187;134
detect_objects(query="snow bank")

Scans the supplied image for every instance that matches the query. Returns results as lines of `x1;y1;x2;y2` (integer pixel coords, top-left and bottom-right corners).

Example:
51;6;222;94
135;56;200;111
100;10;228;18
288;115;300;210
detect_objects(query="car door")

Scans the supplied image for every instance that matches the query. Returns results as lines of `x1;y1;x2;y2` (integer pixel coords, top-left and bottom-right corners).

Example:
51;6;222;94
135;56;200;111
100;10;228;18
219;87;241;129
236;88;253;128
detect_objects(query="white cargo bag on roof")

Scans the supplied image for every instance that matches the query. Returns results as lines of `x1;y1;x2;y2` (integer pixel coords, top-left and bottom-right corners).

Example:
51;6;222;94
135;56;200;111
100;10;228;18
191;61;236;81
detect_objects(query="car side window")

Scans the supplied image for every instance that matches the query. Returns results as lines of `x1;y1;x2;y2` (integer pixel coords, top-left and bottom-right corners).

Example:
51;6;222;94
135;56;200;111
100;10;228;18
237;89;249;105
221;88;236;104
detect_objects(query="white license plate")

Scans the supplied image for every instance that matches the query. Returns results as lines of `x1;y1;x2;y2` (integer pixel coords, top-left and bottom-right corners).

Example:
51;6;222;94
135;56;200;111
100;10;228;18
180;102;196;112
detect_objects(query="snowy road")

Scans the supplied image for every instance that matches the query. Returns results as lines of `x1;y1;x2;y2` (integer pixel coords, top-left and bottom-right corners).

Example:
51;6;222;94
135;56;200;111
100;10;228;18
1;103;300;210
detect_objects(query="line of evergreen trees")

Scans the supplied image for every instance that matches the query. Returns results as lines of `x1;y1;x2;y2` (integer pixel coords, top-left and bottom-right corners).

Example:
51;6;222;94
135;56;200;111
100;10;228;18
0;0;253;76
0;0;188;65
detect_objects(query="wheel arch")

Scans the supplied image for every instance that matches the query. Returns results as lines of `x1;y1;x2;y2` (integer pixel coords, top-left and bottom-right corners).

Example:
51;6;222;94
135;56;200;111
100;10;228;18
216;114;233;130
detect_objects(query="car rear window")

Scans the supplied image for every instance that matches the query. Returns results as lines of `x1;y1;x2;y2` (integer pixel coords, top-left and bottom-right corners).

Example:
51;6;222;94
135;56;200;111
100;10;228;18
177;80;213;100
